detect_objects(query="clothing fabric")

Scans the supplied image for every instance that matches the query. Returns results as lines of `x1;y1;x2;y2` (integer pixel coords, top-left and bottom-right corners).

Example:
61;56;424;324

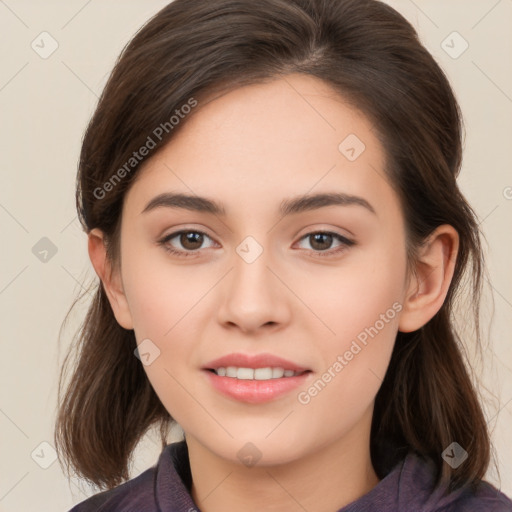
69;440;512;511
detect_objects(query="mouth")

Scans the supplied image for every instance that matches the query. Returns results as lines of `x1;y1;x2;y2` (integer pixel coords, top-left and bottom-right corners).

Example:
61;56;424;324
201;353;313;404
205;367;310;379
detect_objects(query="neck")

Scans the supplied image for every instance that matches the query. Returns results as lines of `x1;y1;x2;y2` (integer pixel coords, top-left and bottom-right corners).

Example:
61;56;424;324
187;410;380;512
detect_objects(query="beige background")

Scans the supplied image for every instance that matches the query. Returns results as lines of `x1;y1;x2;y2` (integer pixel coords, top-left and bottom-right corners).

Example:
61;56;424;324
0;1;511;510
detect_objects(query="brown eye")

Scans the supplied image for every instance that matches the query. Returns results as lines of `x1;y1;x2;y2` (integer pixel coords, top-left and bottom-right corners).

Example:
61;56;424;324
179;231;204;250
295;231;355;258
309;233;334;251
159;229;216;257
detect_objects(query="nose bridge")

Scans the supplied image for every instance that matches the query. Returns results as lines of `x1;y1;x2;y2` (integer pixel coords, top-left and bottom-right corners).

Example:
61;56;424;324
217;234;287;331
232;234;275;304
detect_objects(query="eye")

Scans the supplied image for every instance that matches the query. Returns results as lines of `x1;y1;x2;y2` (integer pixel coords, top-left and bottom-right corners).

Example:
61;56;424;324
158;229;217;257
295;231;355;257
158;229;355;258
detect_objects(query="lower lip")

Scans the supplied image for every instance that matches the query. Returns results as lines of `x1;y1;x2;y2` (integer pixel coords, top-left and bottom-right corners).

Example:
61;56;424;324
203;370;311;404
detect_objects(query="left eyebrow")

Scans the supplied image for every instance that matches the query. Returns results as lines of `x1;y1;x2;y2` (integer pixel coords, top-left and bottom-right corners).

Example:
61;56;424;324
140;191;376;217
280;192;376;216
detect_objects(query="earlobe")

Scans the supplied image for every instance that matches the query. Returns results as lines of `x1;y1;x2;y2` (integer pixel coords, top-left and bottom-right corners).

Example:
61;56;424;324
87;228;134;330
398;225;459;333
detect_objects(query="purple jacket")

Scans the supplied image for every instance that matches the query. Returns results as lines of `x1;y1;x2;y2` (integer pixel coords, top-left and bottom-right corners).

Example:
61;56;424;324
69;440;512;511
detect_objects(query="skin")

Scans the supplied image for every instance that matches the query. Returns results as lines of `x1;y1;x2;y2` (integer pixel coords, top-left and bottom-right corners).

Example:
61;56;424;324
88;73;459;512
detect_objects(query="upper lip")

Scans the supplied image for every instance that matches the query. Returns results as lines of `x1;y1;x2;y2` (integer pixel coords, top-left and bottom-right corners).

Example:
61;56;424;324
203;352;310;372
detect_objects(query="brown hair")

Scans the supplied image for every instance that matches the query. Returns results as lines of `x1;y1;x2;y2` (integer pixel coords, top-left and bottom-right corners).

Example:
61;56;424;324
55;0;494;495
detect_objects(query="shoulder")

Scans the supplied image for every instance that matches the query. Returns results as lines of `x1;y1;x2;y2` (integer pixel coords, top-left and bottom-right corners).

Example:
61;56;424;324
68;454;162;512
436;480;512;512
68;441;195;512
400;452;512;512
69;466;157;512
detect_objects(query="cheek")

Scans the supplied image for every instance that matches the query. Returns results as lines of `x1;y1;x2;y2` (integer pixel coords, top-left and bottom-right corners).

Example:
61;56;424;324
301;240;405;344
121;246;202;339
294;241;404;404
120;251;213;419
293;296;400;448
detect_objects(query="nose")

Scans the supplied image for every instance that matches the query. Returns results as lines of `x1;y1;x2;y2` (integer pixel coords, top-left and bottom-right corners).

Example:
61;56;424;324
216;242;291;334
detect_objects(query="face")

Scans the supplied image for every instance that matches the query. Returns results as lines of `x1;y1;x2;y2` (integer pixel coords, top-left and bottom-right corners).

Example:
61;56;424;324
110;73;410;466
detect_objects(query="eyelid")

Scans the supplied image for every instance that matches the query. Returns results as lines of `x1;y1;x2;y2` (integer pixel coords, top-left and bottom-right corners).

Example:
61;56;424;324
158;228;218;257
158;227;355;258
293;231;354;257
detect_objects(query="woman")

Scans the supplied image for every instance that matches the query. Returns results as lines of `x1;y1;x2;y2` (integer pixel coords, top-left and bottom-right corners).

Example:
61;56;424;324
55;0;512;510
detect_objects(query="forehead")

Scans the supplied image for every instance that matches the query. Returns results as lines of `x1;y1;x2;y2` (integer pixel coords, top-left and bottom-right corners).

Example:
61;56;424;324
125;73;398;223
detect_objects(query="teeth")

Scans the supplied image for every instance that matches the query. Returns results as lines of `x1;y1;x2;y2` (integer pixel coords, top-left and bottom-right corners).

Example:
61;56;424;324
254;368;272;380
272;367;284;378
213;366;302;379
226;366;238;378
237;367;254;380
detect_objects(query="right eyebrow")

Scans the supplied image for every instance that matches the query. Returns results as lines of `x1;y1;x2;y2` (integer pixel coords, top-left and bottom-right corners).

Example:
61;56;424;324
141;192;225;216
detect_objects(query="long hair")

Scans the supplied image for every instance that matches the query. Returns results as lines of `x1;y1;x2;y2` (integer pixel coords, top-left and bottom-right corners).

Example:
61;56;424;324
55;0;492;494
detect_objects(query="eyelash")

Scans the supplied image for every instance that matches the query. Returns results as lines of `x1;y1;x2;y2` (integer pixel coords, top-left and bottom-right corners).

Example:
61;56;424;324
158;229;355;258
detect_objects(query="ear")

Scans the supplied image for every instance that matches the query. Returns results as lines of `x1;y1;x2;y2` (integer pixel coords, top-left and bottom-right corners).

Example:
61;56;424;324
398;224;459;333
88;228;134;330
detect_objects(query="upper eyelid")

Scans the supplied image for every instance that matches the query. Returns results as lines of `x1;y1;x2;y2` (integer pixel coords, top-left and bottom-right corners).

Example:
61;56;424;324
160;229;353;249
161;229;217;244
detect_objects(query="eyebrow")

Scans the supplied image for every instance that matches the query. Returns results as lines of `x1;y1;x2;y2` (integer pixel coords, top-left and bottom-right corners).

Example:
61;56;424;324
141;191;376;217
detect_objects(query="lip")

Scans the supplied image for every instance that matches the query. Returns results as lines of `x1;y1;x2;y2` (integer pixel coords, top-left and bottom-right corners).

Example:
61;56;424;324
202;352;312;404
202;352;309;372
203;370;311;404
